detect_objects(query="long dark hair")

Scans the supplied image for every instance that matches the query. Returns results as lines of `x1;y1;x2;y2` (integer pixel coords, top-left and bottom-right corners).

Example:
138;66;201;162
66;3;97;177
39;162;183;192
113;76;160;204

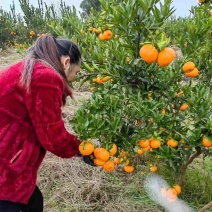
20;35;81;95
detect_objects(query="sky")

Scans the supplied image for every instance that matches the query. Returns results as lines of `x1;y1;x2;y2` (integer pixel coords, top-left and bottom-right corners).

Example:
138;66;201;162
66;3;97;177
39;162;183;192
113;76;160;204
0;0;199;18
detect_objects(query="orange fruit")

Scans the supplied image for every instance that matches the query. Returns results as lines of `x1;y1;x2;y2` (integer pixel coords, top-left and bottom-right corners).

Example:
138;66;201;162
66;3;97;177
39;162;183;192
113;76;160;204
139;44;158;64
180;103;189;111
119;151;129;158
114;157;121;164
99;30;113;41
94;148;110;162
167;139;178;148
99;33;107;41
104;30;113;40
185;68;199;77
139;139;150;148
92;28;99;34
150;166;158;172
210;9;212;16
103;160;115;172
150;139;161;149
202;136;212;147
176;90;184;97
182;62;195;72
114;34;118;39
96;77;103;84
198;0;204;3
124;165;135;173
173;184;181;195
125;159;130;166
79;141;95;155
157;47;176;67
161;187;167;197
137;149;145;155
144;146;152;152
101;76;110;82
161;109;166;115
108;144;117;156
93;158;106;166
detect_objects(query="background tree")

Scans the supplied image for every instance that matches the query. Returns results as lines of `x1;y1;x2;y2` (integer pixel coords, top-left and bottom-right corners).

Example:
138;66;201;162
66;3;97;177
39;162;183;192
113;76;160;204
80;0;101;16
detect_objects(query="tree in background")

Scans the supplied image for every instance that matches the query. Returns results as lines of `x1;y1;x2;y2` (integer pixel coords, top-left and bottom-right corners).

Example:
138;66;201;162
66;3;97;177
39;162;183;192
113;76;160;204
80;0;101;16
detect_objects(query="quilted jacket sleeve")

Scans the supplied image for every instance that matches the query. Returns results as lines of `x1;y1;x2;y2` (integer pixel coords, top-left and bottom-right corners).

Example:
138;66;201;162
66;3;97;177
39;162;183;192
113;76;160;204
24;64;81;158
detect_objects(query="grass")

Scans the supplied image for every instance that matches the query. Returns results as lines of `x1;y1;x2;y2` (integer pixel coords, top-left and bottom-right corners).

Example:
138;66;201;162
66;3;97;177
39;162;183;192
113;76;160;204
1;48;212;212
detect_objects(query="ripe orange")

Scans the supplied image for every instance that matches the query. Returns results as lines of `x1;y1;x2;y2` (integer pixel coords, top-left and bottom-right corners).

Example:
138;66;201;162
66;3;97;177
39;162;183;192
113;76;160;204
182;61;195;72
125;159;130;166
157;47;176;67
202;136;212;147
119;151;129;158
167;139;178;148
94;148;110;161
139;44;158;64
161;109;166;115
99;30;113;41
108;144;117;156
137;149;145;155
180;103;189;111
103;160;115;172
150;139;161;149
92;28;99;34
139;139;150;148
104;30;113;40
93;158;106;166
79;141;95;155
99;33;107;41
144;146;152;152
101;76;110;82
173;184;181;195
124;165;135;173
96;77;103;84
185;68;199;77
210;9;212;16
150;166;158;172
176;90;184;97
114;157;121;164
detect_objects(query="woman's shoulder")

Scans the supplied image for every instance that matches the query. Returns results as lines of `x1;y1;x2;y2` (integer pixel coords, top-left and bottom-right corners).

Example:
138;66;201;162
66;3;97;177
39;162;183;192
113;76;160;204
33;61;63;80
32;61;64;88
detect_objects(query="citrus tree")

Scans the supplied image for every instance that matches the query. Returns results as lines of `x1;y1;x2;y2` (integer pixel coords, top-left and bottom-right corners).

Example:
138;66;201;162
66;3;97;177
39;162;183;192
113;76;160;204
50;0;212;187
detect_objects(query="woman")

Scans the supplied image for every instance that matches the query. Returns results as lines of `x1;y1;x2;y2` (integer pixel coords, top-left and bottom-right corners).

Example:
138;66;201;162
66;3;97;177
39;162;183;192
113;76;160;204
0;35;89;211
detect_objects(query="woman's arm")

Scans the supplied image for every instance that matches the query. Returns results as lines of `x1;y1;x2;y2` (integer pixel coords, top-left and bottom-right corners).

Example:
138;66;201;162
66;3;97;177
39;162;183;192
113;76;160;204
24;65;80;158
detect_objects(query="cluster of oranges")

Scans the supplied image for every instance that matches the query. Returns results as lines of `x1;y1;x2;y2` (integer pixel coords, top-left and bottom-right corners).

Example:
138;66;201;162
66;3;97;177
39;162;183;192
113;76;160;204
99;29;113;41
92;76;110;84
79;141;136;173
182;61;199;77
10;31;16;35
29;30;36;36
79;141;117;172
161;184;181;203
139;44;176;67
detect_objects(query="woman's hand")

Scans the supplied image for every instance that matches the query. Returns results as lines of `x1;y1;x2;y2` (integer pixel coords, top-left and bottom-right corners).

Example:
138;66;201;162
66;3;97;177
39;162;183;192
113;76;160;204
76;153;96;167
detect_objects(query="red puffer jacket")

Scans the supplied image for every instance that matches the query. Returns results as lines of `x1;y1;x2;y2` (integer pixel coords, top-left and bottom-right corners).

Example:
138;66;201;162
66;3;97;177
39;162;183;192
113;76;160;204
0;61;80;204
